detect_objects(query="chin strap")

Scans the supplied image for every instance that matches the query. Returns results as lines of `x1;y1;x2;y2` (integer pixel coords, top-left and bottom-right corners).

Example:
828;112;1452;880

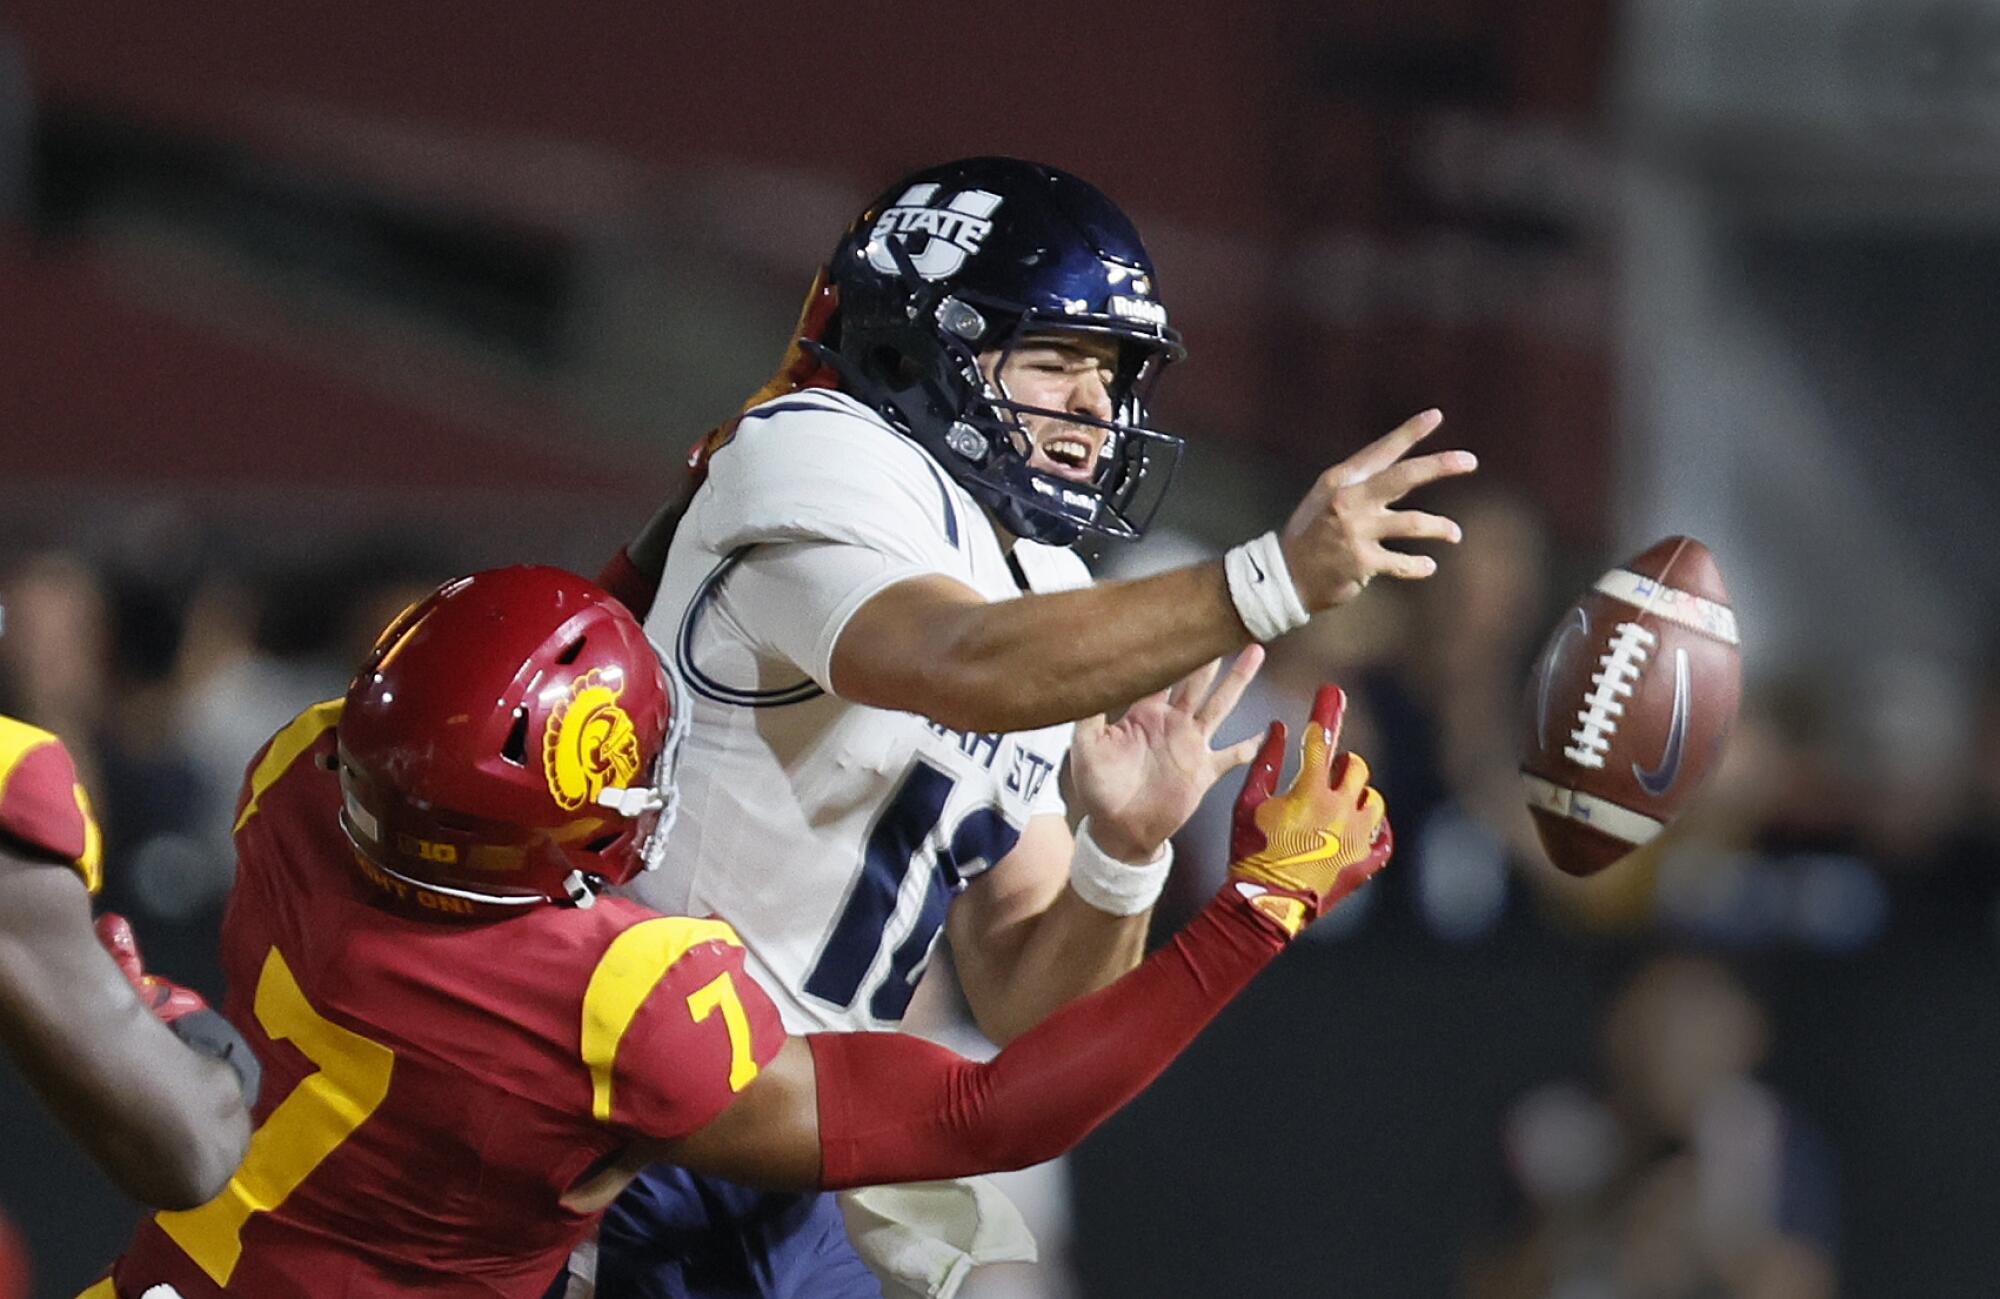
562;870;598;909
595;786;665;817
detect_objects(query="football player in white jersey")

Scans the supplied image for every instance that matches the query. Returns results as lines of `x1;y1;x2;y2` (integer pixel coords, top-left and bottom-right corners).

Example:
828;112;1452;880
580;157;1477;1299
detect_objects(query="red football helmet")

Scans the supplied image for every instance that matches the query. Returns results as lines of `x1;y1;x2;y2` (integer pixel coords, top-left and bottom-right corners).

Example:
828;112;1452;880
336;566;683;914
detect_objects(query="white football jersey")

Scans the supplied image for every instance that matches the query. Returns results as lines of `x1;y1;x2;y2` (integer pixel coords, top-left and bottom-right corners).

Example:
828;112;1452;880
631;388;1091;1033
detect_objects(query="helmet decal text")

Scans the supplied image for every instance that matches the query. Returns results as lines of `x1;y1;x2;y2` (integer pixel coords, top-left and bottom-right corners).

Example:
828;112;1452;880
865;184;1004;281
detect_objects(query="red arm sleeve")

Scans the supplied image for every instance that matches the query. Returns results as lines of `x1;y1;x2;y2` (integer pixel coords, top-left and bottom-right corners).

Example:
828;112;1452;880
809;885;1290;1190
596;546;658;621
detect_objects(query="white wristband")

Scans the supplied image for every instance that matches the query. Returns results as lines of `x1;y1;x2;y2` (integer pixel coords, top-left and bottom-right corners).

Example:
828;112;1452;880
1068;817;1173;917
1224;531;1312;643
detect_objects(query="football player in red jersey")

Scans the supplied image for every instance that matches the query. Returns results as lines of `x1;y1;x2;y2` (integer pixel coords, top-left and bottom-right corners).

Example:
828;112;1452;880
91;566;1391;1299
0;711;254;1211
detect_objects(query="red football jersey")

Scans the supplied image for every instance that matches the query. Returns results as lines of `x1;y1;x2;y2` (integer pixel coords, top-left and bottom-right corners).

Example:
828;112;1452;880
104;702;786;1298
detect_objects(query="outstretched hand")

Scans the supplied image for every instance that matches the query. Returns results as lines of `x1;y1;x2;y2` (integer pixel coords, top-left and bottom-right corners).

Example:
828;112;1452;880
1071;647;1268;862
1281;409;1478;609
1227;685;1393;936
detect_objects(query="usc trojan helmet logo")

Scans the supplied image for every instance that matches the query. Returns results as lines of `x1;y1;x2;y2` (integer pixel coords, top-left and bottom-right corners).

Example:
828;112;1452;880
543;668;644;811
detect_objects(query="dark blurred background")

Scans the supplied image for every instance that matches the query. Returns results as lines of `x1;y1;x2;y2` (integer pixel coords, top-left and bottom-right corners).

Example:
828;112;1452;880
3;2;1996;1296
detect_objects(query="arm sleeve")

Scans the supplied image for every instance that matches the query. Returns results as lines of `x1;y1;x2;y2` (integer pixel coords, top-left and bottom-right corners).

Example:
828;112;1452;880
597;546;658;621
809;885;1291;1189
581;917;789;1139
0;719;101;893
718;540;951;695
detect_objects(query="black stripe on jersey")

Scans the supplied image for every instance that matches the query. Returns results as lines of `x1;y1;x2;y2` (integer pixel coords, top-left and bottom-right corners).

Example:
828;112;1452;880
1005;550;1030;592
675;550;827;709
911;450;961;550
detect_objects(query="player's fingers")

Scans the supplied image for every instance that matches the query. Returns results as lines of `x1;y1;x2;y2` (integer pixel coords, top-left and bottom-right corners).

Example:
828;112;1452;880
1169;658;1222;713
136;975;174;1013
1359;448;1480;505
1362;810;1395;873
1312;684;1346;744
1215;733;1265;775
1366;545;1441;582
1330;409;1445;484
1333;752;1372;800
1237;720;1286;811
1194;644;1264;735
93;913;146;986
1074;714;1108;748
1300;685;1345;778
1111;688;1170;731
94;911;136;956
1373;509;1463;545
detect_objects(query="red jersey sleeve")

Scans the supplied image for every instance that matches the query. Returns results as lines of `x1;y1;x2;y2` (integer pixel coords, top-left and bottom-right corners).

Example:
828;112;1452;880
579;916;787;1139
0;716;102;893
231;701;343;835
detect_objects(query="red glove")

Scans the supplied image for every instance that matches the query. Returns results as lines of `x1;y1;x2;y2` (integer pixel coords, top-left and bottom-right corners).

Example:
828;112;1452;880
96;913;262;1107
1226;685;1394;938
95;913;208;1024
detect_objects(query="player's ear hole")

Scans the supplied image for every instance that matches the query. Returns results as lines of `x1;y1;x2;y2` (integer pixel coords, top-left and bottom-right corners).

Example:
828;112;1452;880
501;707;531;766
556;637;587;666
584;833;619;854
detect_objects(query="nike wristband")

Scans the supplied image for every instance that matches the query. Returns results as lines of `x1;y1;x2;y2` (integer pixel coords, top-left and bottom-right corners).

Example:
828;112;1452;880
1224;532;1311;643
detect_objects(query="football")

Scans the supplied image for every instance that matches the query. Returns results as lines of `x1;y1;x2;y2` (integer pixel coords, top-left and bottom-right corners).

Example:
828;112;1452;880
1520;536;1743;877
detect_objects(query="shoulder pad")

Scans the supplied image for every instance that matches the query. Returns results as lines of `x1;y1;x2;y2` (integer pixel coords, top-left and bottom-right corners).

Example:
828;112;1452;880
698;392;968;556
0;717;101;891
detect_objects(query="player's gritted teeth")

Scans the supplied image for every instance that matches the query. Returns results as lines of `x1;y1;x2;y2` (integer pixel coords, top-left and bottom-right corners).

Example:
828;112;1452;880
1029;429;1101;482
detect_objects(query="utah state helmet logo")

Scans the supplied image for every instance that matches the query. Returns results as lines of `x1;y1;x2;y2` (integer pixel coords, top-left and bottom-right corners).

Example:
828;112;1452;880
865;184;1004;281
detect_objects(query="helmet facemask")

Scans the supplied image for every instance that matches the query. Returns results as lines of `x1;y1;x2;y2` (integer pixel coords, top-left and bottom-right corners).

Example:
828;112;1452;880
953;302;1185;544
632;678;690;876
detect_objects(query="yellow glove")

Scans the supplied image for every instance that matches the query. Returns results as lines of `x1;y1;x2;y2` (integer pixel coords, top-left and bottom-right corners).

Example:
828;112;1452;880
1227;685;1393;938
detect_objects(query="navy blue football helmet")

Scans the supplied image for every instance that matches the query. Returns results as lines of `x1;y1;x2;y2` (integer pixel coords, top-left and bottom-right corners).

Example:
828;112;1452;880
808;157;1187;545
